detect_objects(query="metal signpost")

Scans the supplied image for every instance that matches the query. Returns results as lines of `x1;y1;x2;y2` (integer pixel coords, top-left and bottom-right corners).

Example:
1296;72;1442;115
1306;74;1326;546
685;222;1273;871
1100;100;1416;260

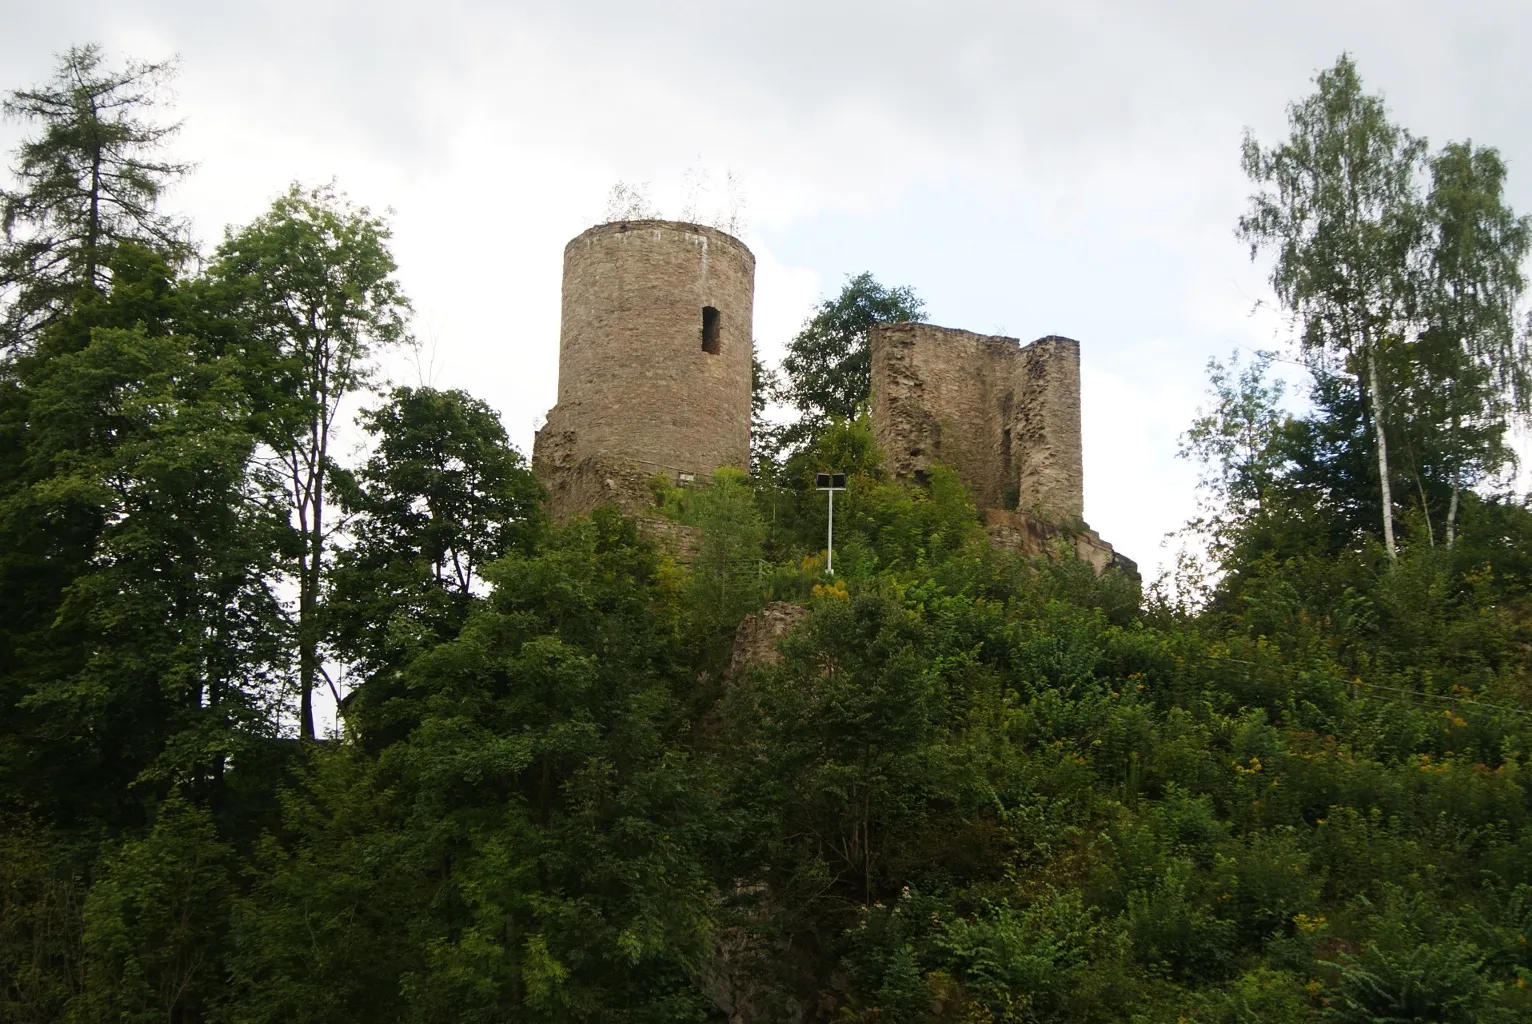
814;473;846;574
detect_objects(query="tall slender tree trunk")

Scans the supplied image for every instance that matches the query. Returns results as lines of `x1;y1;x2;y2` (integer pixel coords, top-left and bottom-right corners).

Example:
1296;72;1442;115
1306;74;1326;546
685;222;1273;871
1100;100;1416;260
86;150;102;292
1415;472;1434;547
1446;477;1460;550
298;583;316;740
1445;412;1461;550
297;545;315;739
1365;342;1398;561
83;87;105;293
298;466;325;740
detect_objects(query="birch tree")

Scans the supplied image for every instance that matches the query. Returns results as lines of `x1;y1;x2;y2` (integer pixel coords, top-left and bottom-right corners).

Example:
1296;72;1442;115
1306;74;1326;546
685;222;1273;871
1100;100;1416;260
1417;142;1530;547
1239;55;1425;561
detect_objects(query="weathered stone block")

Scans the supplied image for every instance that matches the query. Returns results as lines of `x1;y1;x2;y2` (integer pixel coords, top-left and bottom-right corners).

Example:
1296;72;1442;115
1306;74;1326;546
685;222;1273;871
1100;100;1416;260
728;602;810;679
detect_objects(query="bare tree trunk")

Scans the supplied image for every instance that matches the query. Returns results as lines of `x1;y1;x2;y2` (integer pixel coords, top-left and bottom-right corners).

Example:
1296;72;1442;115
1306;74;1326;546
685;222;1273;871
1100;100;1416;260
1446;478;1460;550
1366;345;1397;561
86;149;102;291
1445;413;1461;550
1403;435;1434;547
1416;473;1434;547
298;585;316;740
298;459;327;740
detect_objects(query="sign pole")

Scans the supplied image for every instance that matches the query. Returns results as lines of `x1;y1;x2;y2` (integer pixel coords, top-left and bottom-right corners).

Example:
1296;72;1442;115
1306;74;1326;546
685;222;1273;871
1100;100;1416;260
827;487;834;575
815;473;846;577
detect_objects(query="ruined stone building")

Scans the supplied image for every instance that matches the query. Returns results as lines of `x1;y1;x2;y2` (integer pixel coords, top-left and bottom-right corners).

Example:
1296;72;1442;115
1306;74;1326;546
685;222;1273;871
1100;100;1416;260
532;218;1130;573
533;220;755;519
870;324;1130;573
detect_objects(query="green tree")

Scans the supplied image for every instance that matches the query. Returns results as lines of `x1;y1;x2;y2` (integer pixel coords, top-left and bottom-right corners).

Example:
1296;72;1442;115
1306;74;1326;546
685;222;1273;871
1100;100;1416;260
1240;55;1426;561
0;815;86;1023
340;386;541;597
231;511;717;1022
0;251;175;767
210;183;410;739
1178;351;1290;559
750;345;781;474
0;44;189;351
775;272;924;455
73;795;234;1024
327;385;542;734
670;466;766;656
4;321;284;827
1415;141;1530;547
0;240;285;833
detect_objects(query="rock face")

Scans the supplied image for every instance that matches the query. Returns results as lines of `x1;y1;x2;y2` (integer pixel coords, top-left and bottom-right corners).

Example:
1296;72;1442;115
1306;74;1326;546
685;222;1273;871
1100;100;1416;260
983;509;1137;576
533;219;755;523
694;901;776;1024
728;602;810;679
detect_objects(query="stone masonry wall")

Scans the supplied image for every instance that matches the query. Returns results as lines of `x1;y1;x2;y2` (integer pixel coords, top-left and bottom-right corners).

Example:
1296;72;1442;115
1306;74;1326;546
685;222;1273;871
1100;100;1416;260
1013;336;1084;523
531;220;1121;572
534;220;755;521
869;323;1085;522
869;322;1017;510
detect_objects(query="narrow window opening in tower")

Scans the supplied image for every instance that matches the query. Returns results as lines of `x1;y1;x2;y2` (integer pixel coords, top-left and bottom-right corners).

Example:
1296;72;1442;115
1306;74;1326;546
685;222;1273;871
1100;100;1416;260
701;306;721;354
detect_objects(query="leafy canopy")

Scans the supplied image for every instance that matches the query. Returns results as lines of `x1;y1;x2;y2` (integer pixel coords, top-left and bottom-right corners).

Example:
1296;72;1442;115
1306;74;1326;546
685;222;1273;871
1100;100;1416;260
774;272;924;454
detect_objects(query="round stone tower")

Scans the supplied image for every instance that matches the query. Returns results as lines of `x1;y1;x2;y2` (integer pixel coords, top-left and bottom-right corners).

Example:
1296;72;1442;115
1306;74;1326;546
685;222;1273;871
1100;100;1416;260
533;219;755;521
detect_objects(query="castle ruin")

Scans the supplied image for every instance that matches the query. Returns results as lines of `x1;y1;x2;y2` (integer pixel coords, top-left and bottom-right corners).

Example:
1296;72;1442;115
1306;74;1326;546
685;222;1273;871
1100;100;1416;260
533;218;1130;573
870;324;1130;572
533;220;754;519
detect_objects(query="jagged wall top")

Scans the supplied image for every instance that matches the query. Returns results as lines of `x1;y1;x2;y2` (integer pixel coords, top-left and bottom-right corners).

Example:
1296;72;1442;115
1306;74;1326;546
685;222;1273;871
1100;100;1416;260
869;322;1084;523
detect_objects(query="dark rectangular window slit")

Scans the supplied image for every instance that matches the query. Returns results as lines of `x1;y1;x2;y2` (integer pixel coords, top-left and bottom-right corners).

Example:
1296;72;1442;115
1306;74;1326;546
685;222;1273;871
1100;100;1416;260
701;306;720;354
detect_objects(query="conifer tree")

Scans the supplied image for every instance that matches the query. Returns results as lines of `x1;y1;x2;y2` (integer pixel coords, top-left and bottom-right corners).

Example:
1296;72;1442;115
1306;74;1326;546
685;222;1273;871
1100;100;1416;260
0;44;189;351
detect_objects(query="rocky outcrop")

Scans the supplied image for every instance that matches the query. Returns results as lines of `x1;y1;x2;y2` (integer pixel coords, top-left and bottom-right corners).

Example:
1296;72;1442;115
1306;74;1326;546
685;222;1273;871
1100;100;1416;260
727;602;810;679
983;508;1137;576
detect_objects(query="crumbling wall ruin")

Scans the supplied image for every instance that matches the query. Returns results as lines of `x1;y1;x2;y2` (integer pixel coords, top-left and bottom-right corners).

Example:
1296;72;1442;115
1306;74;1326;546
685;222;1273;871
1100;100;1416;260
531;218;1130;574
870;322;1130;573
870;323;1084;523
1014;336;1085;523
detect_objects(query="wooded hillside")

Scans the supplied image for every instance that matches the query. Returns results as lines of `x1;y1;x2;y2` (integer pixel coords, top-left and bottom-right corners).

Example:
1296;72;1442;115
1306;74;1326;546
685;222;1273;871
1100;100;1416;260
3;47;1531;1023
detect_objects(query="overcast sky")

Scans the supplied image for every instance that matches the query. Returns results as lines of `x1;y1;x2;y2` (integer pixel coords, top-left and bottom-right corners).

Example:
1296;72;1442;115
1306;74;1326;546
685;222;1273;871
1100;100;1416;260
5;1;1532;588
